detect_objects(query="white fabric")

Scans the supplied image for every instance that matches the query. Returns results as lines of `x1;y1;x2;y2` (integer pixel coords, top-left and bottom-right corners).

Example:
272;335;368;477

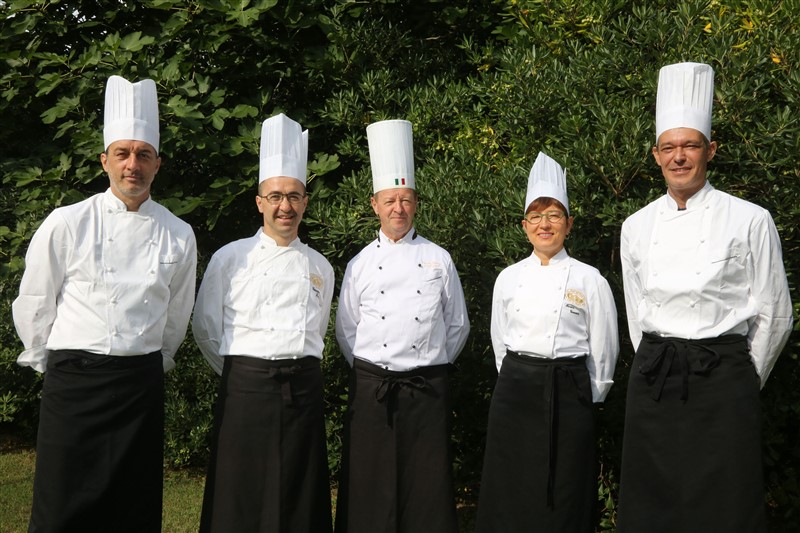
192;230;334;375
491;248;619;402
525;151;569;214
259;113;308;185
656;62;714;141
621;181;793;386
103;76;160;152
12;189;197;372
336;228;470;371
367;119;415;193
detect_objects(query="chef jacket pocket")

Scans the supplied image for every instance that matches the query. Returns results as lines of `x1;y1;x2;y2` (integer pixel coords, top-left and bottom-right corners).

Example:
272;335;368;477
158;253;180;278
423;268;444;282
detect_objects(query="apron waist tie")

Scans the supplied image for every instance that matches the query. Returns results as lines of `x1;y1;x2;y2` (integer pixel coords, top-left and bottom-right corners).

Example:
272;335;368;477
374;375;429;428
638;333;723;403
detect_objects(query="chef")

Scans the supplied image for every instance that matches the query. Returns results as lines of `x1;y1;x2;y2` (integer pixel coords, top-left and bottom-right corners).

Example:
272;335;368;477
12;75;197;532
193;113;334;533
476;152;619;533
618;62;793;532
334;119;470;533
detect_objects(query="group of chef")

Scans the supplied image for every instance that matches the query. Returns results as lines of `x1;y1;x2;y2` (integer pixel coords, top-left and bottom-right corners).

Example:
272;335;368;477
12;60;792;533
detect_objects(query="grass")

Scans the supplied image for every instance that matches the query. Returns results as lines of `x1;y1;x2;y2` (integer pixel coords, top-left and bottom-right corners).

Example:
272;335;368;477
0;443;204;533
0;441;477;533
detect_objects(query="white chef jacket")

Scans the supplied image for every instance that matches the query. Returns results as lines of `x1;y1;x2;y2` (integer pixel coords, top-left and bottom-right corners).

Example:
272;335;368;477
491;248;619;402
12;189;197;373
335;228;470;371
621;181;793;386
192;230;335;375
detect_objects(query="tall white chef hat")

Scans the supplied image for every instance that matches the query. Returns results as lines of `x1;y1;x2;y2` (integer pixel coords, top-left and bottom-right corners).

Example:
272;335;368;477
655;62;714;142
525;152;569;215
366;119;415;194
259;113;308;185
103;75;160;153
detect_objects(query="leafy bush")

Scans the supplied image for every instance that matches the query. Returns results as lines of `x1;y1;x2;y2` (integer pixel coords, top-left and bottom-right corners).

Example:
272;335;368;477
2;0;798;529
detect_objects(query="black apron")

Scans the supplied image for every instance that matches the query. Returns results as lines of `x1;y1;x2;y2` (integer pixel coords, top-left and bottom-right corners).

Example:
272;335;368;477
476;351;596;533
199;355;332;533
29;349;164;533
618;333;766;533
335;358;458;533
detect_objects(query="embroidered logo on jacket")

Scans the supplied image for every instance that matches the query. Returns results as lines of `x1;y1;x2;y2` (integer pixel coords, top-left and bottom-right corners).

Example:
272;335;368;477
565;288;586;307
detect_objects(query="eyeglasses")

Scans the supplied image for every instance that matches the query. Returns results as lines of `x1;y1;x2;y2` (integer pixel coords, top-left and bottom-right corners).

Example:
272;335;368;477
258;192;307;206
525;211;566;224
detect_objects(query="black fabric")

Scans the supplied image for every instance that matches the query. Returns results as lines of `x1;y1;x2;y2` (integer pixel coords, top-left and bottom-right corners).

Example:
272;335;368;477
618;333;766;533
335;359;458;533
29;349;164;533
200;355;332;533
476;352;596;533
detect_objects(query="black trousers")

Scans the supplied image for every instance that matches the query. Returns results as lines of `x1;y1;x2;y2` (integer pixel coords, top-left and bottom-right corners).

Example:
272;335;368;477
618;333;766;533
29;349;164;533
476;352;595;533
200;355;332;533
335;359;458;533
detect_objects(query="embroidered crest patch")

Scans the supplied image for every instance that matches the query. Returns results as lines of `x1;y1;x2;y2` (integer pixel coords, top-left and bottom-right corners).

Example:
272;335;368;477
565;288;586;307
310;274;324;290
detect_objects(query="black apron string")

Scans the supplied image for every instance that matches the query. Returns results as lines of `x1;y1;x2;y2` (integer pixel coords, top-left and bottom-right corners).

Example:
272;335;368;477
638;334;724;402
507;350;588;509
374;375;429;428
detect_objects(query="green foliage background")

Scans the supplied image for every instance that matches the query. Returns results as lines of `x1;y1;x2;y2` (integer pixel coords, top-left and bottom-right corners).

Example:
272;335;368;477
1;0;798;529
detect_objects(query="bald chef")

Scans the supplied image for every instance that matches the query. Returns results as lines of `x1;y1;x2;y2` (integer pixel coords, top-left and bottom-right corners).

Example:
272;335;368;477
13;74;197;532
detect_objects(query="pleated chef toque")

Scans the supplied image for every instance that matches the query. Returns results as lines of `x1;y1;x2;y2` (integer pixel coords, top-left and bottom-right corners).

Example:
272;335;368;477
259;113;308;185
366;119;415;194
655;62;714;142
525;152;569;215
103;75;160;153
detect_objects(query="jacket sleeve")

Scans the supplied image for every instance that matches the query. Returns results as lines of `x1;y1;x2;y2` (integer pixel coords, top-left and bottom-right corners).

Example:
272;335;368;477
586;273;620;402
12;212;70;373
192;252;225;376
620;220;645;352
160;228;197;372
335;261;358;366
442;259;470;363
746;210;793;387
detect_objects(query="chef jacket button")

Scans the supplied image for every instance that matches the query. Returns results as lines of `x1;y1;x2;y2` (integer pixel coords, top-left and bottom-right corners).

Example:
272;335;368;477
143;299;148;304
292;355;298;360
107;237;113;242
653;241;658;245
381;290;385;294
383;343;387;348
412;345;417;349
416;290;421;294
138;331;144;336
418;263;422;267
696;271;701;275
149;269;155;275
378;266;383;270
381;316;385;320
415;317;419;321
656;302;661;307
690;303;696;308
